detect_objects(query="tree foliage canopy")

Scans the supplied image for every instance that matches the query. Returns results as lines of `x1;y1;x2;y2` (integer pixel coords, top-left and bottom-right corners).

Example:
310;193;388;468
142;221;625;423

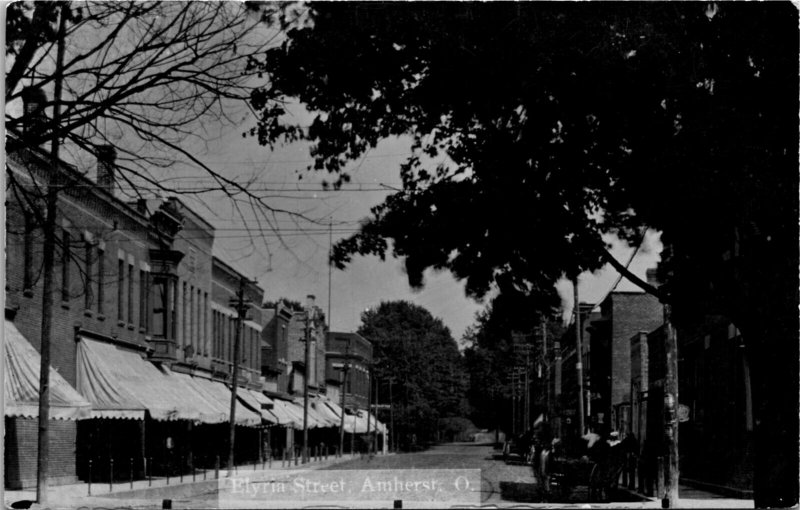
357;301;467;447
256;4;798;504
463;293;565;430
256;2;797;322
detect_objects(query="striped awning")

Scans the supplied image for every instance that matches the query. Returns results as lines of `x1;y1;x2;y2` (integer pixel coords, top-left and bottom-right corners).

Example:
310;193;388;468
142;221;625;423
266;398;302;429
321;400;386;434
4;320;92;420
185;376;262;427
169;370;228;424
77;338;205;421
314;398;342;425
292;398;335;429
237;389;278;424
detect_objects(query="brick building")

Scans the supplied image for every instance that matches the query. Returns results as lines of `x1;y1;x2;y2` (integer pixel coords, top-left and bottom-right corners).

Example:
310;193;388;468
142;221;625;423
6;136;161;488
5;127;272;488
634;317;754;498
258;297;334;454
325;332;372;411
585;288;663;434
286;297;327;397
260;302;293;395
208;256;265;389
677;317;753;496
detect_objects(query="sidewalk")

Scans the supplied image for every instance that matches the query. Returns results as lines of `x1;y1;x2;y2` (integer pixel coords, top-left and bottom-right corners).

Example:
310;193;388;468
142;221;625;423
5;451;380;510
614;484;754;509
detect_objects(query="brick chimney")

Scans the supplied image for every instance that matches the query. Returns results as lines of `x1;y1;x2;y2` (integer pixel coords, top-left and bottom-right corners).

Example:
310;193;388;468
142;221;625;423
21;87;48;138
96;145;117;195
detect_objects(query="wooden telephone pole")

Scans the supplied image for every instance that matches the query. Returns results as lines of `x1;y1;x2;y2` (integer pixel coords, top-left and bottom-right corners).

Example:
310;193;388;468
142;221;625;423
573;277;585;436
36;5;68;504
227;278;251;475
663;303;679;507
339;339;350;455
302;295;318;464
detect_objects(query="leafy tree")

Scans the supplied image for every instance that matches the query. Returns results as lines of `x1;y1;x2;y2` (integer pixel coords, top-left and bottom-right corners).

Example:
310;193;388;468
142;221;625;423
358;301;467;449
254;3;798;505
463;293;565;436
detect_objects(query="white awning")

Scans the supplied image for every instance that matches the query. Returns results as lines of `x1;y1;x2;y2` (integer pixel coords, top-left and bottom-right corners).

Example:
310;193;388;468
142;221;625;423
168;370;229;424
187;375;262;427
4;320;92;420
292;398;336;429
269;399;303;429
77;337;211;422
237;389;278;424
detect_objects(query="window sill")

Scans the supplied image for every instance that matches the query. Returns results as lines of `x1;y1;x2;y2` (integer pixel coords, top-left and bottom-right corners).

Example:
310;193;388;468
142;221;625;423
23;289;34;298
61;301;70;310
127;323;135;331
117;320;126;327
139;327;146;334
84;309;94;318
97;314;106;321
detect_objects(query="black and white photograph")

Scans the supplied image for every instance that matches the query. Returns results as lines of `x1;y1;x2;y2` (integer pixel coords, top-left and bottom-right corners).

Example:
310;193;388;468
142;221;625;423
3;2;798;509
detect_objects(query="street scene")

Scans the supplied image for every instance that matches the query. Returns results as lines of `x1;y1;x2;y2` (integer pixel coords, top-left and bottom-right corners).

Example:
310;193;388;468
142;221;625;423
3;2;798;509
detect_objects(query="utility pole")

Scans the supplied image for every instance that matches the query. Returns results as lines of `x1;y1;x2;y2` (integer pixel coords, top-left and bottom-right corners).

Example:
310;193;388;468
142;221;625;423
663;303;679;508
373;375;379;453
388;377;395;452
339;339;350;455
327;220;333;327
525;348;530;431
511;371;517;436
228;278;250;475
302;295;318;464
366;367;372;454
553;339;563;438
543;319;551;423
573;277;585;437
37;5;67;504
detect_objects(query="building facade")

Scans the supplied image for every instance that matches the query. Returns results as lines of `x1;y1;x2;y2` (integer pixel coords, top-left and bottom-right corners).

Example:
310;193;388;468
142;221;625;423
585;289;663;434
260;302;293;395
5;131;271;488
326;332;372;411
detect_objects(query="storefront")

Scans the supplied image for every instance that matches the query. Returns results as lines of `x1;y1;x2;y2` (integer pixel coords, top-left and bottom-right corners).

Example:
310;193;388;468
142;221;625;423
4;320;92;489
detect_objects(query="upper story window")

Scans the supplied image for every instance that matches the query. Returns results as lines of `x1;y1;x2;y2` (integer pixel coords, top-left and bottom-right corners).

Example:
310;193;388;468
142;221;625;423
61;229;71;302
97;247;105;315
150;275;177;340
84;242;93;310
127;262;134;324
117;258;125;322
23;214;34;292
203;292;209;356
139;269;149;332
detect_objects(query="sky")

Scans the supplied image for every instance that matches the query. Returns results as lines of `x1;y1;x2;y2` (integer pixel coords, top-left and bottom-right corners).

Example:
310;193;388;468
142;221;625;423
5;4;664;344
173;122;663;343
